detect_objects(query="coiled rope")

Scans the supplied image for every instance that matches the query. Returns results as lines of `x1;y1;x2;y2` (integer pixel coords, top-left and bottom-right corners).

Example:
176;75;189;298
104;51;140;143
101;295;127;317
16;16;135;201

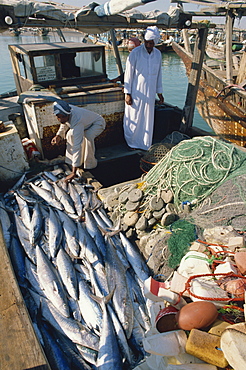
141;136;246;208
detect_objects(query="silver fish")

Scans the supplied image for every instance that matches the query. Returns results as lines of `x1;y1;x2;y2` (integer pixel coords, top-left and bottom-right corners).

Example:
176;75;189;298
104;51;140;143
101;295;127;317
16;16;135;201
119;231;150;283
67;296;82;322
38;178;54;193
97;207;113;228
8;236;26;287
93;210;129;268
43;170;59;182
56;210;80;257
73;183;89;207
37;318;72;370
52;182;76;215
48;207;63;258
25;258;45;297
16;187;38;204
107;304;134;366
49;327;93;370
14;192;31;229
14;213;36;264
84;209;107;258
74;262;91;283
77;275;103;332
30;203;43;245
29;183;64;210
77;221;104;267
83;257;108;298
75;344;98;367
104;236;134;339
68;182;84;217
36;245;70;317
87;188;102;211
40;296;99;351
56;179;68;192
56;248;78;300
93;293;123;370
129;316;146;360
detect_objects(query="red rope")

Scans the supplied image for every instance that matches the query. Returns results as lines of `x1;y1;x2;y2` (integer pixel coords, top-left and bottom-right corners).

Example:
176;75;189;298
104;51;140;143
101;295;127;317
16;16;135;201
196;238;235;252
179;272;246;302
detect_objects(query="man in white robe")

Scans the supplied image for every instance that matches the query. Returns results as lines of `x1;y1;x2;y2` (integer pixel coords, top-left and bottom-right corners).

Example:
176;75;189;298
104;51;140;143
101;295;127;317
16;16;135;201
123;26;164;150
51;100;106;182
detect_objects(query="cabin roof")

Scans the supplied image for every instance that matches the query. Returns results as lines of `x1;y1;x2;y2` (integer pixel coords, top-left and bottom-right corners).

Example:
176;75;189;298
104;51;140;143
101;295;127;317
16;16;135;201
9;42;103;53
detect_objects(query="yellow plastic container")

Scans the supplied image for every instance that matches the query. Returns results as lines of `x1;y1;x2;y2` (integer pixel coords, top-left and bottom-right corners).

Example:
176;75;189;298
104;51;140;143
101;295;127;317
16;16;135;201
186;329;228;368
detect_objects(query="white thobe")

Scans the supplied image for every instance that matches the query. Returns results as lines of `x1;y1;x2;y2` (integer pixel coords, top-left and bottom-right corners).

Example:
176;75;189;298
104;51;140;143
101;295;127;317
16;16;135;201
123;44;163;150
56;105;106;169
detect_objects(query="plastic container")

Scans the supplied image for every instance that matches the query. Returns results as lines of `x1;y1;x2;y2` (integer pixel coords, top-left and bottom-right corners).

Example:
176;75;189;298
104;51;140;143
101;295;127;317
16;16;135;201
144;277;187;309
143;330;187;357
221;322;246;370
155;306;179;333
22;138;41;159
177;251;211;278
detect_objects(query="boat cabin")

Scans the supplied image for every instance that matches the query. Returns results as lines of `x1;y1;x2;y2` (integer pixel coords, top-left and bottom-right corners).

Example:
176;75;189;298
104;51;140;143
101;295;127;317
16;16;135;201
7;42;129;160
8;42;107;94
7;41;182;163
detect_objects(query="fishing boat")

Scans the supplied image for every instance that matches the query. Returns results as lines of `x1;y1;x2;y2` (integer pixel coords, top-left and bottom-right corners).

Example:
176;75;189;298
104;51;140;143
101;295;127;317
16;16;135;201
172;1;246;147
0;1;232;369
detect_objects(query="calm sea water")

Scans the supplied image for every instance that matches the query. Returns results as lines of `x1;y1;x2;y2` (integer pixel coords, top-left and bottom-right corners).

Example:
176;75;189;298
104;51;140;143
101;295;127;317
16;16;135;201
0;30;211;132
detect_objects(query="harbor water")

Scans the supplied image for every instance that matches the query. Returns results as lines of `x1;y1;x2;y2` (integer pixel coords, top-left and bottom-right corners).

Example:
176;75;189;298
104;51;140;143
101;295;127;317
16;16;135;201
0;29;211;132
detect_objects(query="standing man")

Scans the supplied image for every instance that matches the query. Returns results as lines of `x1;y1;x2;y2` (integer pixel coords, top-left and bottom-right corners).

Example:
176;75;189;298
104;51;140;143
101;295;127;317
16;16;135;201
51;100;106;182
123;26;164;151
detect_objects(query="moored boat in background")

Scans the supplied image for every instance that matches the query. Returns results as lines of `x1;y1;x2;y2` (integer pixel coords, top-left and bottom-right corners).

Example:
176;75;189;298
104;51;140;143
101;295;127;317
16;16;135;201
172;1;246;147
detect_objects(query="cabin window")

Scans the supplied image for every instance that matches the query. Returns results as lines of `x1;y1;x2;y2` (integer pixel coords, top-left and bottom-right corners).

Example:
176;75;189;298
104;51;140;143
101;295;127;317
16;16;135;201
16;53;32;81
60;50;104;80
33;55;56;82
60;53;80;78
24;54;32;81
76;51;104;77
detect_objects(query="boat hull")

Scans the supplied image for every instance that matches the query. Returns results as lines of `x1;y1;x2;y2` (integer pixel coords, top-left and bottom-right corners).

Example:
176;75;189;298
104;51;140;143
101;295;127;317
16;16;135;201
172;41;246;147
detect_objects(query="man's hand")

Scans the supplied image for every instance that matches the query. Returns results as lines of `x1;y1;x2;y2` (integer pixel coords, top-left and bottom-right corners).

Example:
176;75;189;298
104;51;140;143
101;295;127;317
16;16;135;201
125;93;133;105
64;166;77;183
51;135;61;145
157;93;164;104
64;172;76;183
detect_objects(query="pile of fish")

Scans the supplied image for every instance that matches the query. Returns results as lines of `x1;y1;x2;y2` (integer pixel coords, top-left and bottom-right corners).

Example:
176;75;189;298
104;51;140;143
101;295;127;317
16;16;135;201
0;168;152;369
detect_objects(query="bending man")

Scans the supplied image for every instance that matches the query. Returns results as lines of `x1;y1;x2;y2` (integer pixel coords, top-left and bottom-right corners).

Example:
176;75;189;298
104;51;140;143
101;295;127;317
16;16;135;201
51;100;106;182
123;26;164;150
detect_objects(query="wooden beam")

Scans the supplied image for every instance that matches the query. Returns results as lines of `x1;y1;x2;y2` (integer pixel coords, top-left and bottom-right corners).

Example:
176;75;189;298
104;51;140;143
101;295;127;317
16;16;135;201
109;28;124;76
181;26;208;132
182;29;192;54
225;10;234;85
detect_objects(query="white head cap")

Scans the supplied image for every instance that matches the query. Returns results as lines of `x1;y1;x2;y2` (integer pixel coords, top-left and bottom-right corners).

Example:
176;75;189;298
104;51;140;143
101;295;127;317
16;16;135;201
144;26;160;45
53;100;71;116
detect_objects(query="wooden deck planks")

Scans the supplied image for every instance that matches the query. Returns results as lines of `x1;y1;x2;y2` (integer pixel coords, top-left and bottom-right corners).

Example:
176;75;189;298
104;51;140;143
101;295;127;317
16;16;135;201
0;225;51;370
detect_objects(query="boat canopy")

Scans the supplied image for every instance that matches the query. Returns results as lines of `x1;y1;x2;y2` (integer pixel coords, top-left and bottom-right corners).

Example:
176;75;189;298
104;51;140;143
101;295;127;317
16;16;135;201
0;0;192;33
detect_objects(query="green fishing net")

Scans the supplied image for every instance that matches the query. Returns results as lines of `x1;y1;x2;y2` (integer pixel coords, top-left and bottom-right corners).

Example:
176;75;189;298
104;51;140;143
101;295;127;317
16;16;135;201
167;219;197;269
183;174;246;231
142;136;246;208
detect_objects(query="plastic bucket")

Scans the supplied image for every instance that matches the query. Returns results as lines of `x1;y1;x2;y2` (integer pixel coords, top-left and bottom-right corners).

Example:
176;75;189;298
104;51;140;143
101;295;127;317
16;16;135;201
155;306;179;333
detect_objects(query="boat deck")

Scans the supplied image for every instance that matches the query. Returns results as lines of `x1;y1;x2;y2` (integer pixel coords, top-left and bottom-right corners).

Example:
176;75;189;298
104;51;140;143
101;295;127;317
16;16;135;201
0;225;51;370
93;142;145;187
